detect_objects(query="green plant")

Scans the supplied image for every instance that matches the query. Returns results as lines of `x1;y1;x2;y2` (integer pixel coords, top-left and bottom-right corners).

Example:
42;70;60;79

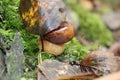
64;37;88;60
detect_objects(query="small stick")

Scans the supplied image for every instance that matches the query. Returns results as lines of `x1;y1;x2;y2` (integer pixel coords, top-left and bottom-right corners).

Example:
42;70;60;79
38;37;44;65
58;73;97;80
38;51;42;65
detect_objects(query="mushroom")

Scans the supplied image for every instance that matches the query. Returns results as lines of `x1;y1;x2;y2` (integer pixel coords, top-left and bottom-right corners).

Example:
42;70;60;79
19;0;75;55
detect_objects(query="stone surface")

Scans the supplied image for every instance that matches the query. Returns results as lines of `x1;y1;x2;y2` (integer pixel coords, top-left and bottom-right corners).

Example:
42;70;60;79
113;30;120;41
116;57;120;70
95;71;120;80
102;12;120;31
37;60;78;80
0;36;6;79
4;33;25;80
0;50;5;79
37;60;94;80
108;42;120;56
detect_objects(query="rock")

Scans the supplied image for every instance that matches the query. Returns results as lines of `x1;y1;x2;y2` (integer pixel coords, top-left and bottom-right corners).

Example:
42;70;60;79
102;12;120;31
37;60;95;80
3;33;25;80
113;30;120;41
80;0;93;10
0;36;6;79
108;42;120;56
0;50;5;79
94;71;120;80
80;0;101;12
116;57;120;70
37;60;78;80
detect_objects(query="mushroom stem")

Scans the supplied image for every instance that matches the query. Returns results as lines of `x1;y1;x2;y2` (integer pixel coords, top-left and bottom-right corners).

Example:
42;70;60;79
38;38;65;56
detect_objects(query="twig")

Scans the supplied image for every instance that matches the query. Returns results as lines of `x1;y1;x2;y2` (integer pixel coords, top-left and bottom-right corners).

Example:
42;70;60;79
25;63;34;72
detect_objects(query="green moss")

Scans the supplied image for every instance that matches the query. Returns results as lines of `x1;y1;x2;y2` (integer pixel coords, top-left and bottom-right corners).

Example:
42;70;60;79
41;52;55;60
64;37;88;60
79;13;114;46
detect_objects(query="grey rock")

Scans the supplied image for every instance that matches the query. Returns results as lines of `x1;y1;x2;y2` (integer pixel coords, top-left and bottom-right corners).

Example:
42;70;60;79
3;33;25;80
37;60;93;80
102;12;120;31
113;30;120;41
37;60;78;80
0;49;5;79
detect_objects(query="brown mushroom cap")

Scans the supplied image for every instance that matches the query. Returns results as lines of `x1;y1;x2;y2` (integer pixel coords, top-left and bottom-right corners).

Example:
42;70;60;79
44;22;75;44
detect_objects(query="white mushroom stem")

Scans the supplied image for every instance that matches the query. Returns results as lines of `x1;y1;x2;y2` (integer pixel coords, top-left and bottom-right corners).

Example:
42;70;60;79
38;39;65;56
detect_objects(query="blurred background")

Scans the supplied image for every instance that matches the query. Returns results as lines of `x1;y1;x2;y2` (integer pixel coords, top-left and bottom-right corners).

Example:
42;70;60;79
65;0;120;46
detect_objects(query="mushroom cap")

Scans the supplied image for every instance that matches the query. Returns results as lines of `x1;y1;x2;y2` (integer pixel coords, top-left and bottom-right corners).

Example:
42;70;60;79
19;0;75;44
